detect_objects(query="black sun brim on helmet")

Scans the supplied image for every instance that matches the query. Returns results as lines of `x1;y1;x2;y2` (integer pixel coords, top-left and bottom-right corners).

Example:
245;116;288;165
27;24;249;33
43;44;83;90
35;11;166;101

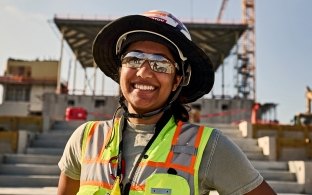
93;14;215;104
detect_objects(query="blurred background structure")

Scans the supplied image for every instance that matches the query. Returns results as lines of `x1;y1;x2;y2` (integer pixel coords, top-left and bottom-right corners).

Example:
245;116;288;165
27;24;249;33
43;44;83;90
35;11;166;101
0;1;311;194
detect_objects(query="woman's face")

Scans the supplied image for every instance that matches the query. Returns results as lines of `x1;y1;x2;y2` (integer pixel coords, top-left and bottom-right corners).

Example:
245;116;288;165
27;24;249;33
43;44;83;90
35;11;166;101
119;41;181;115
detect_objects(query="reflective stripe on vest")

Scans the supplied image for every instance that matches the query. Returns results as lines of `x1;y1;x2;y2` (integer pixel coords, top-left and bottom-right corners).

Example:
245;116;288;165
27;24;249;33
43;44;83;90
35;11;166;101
77;117;213;195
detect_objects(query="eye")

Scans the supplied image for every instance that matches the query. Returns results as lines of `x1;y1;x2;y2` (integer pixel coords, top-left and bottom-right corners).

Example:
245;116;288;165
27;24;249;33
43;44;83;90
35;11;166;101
124;57;143;67
130;57;142;65
152;61;168;73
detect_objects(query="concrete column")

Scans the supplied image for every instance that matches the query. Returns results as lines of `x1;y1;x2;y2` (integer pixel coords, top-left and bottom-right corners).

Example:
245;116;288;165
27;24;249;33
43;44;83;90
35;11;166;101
83;67;87;95
43;115;50;132
93;62;97;96
56;29;65;94
258;136;276;161
17;130;28;153
72;52;78;95
42;93;51;132
239;120;252;138
289;161;312;194
221;54;225;98
17;130;35;154
101;72;105;96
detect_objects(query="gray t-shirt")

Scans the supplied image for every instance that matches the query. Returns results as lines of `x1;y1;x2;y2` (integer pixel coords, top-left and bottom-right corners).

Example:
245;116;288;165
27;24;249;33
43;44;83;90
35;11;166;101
58;120;263;195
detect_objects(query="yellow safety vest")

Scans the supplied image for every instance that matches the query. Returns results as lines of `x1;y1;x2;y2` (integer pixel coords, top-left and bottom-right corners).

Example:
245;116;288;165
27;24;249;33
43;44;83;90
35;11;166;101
77;116;213;195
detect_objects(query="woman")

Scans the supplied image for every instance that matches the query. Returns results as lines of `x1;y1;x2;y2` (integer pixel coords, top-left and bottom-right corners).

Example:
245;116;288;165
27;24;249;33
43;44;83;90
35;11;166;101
57;10;276;195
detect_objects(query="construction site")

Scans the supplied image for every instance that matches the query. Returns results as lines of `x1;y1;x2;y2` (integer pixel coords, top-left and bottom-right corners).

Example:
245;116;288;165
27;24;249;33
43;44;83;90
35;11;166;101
0;0;311;194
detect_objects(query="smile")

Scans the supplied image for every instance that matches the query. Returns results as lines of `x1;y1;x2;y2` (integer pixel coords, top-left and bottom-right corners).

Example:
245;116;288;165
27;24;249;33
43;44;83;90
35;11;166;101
134;84;155;91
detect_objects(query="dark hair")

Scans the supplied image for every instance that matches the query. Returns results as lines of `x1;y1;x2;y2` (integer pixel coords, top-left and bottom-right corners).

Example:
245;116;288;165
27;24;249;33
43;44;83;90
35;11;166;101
171;100;189;122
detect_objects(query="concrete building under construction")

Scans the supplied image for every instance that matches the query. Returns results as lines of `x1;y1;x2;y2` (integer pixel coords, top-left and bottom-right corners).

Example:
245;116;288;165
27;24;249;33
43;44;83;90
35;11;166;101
0;59;60;116
48;1;261;124
0;0;270;125
0;2;312;194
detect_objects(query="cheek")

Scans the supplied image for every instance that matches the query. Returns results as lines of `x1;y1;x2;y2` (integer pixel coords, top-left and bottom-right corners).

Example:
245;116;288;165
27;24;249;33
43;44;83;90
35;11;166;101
120;67;134;78
119;68;128;89
158;74;177;91
119;67;137;92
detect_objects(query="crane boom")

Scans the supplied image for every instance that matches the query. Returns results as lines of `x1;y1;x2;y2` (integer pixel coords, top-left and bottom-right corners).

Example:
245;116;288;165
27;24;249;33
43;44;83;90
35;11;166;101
216;0;229;23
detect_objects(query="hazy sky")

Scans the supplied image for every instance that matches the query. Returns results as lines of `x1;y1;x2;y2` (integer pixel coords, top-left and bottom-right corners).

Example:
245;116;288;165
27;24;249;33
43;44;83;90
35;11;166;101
0;0;311;124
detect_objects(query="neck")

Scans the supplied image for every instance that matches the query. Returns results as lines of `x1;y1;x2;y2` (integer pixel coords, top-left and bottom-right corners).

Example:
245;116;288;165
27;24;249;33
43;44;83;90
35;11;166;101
127;111;164;124
118;96;170;124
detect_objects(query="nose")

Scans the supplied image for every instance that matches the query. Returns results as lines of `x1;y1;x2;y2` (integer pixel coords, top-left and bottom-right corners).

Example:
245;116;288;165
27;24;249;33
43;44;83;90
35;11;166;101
136;60;153;78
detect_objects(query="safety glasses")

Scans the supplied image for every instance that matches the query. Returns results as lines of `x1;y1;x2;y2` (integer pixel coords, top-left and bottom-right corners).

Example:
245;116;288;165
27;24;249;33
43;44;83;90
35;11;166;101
121;51;179;74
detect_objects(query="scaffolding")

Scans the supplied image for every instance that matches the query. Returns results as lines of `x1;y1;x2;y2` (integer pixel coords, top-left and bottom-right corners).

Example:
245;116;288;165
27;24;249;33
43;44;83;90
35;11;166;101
53;16;247;96
238;0;256;99
53;1;257;98
217;0;256;100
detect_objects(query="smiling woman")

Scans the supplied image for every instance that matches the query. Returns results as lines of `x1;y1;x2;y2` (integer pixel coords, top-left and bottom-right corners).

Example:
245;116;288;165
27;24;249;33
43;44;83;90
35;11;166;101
119;41;182;121
57;10;276;195
2;1;311;125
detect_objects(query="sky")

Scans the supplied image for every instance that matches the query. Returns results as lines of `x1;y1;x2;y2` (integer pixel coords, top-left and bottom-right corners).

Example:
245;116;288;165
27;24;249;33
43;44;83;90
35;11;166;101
0;0;311;124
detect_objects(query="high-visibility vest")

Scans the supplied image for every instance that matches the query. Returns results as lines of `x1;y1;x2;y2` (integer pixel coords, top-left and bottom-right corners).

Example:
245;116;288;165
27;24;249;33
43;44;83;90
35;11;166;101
77;116;213;195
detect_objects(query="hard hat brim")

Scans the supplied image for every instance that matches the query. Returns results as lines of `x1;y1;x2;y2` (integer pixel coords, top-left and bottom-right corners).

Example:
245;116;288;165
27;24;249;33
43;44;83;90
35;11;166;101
93;15;215;103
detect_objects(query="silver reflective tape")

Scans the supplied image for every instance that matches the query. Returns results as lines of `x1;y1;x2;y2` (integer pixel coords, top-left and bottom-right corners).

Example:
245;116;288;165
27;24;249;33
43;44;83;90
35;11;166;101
151;188;172;194
172;145;197;155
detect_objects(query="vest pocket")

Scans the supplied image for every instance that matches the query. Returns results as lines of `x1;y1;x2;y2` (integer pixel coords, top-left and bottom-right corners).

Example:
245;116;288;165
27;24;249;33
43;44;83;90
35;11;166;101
144;173;190;195
76;185;101;195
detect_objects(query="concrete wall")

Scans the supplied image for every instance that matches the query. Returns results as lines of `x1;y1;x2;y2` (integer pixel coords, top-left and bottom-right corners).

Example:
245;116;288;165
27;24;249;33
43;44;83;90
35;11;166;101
0;101;29;116
194;98;253;124
253;124;312;161
30;61;58;79
29;85;56;112
42;95;253;125
42;93;119;131
7;59;58;80
0;131;18;154
0;59;59;115
0;84;56;116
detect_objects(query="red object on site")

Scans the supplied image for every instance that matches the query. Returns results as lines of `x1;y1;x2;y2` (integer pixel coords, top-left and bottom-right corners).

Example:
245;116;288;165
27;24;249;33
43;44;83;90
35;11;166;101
65;107;87;121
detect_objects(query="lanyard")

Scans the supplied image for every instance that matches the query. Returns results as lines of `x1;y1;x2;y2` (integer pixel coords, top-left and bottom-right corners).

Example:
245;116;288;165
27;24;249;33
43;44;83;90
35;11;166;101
115;112;172;194
110;117;126;191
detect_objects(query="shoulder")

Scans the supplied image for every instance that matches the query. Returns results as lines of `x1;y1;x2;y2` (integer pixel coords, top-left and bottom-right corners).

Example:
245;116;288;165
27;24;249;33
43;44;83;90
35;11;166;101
67;119;115;145
199;127;263;194
200;127;250;169
80;119;115;133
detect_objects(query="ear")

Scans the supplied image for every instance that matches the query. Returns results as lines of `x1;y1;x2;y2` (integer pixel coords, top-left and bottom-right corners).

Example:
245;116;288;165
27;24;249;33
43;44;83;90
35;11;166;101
172;75;182;92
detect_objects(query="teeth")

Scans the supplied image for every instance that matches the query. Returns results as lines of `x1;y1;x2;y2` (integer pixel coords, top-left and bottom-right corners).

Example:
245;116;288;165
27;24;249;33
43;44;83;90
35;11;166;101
134;84;155;91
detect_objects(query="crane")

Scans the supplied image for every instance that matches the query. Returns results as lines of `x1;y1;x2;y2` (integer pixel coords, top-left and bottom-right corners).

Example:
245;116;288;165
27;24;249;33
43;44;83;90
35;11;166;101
241;0;256;100
216;0;256;100
306;86;312;113
216;0;229;23
294;86;312;126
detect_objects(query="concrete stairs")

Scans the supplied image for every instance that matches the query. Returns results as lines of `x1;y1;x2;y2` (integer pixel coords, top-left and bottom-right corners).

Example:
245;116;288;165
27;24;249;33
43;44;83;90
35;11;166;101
0;120;84;189
0;121;310;194
209;123;308;195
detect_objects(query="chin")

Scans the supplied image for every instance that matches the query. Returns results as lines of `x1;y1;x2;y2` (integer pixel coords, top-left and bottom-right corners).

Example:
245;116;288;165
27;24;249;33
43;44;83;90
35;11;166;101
130;105;158;114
